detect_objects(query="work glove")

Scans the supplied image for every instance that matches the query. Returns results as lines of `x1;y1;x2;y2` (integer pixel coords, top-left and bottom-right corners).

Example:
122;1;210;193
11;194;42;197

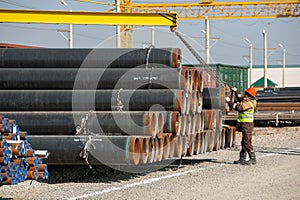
225;97;231;103
226;97;234;110
231;87;237;92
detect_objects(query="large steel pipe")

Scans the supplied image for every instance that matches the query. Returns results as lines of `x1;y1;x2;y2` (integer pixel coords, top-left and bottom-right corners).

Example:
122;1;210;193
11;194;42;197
168;134;175;159
0;48;181;68
138;137;149;165
182;67;199;92
0;68;187;90
162;112;181;136
0;111;158;137
186;134;195;156
202;109;216;130
28;135;141;165
0;89;186;113
202;87;226;110
193;132;201;155
161;135;170;160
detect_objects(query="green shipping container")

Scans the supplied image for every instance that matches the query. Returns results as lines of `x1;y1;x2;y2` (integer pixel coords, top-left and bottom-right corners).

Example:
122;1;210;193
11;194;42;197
183;63;249;92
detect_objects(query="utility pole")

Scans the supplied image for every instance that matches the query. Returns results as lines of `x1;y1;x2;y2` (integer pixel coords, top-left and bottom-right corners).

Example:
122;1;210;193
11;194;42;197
115;0;121;48
151;26;155;47
205;16;210;65
263;30;267;88
279;44;286;88
245;38;253;87
61;0;73;48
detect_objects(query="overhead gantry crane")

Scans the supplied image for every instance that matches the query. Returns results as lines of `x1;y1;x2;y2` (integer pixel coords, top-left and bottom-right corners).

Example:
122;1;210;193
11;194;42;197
79;0;300;47
121;0;300;20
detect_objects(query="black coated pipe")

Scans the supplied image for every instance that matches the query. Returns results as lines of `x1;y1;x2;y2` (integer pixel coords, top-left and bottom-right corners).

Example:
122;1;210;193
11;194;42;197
0;89;185;113
202;87;226;110
0;68;185;90
0;48;181;68
0;111;158;137
28;135;141;165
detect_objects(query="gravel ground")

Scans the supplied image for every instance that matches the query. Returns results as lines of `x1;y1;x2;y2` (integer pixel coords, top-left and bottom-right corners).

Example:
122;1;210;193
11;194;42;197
1;127;300;200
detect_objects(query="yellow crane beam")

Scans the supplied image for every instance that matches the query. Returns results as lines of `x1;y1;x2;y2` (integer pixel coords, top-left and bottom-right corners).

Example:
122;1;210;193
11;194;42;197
83;0;299;20
0;9;178;28
129;0;300;20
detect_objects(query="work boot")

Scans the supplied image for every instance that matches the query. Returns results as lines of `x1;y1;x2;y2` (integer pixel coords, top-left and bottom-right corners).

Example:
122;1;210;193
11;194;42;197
234;152;246;165
245;151;256;165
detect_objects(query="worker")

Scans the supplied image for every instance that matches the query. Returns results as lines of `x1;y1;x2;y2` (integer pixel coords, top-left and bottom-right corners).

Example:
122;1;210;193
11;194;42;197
227;87;257;165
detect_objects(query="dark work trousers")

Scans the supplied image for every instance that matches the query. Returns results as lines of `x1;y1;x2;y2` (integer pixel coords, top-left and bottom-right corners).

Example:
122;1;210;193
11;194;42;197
237;122;254;153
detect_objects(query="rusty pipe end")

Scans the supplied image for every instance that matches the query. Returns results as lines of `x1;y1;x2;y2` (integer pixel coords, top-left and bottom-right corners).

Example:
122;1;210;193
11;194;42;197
170;111;181;136
185;115;192;136
196;91;203;113
173;136;183;158
156;112;164;139
172;48;182;68
186;134;195;156
156;137;163;162
153;138;159;163
167;134;175;159
190;92;197;114
128;137;140;165
190;114;196;136
139;137;149;165
145;112;158;138
185;95;191;115
162;135;170;160
175;90;186;114
147;137;155;164
180;114;187;136
193;69;200;92
193;132;201;155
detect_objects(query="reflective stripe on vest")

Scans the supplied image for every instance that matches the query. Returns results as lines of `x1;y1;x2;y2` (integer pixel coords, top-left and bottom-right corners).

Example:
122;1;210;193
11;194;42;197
237;101;254;123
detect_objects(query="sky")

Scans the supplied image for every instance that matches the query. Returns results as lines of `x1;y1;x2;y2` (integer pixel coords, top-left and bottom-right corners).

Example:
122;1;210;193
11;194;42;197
1;0;300;66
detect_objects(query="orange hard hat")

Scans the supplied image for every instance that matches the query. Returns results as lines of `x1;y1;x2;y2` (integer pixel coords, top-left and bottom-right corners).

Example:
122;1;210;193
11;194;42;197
245;87;257;98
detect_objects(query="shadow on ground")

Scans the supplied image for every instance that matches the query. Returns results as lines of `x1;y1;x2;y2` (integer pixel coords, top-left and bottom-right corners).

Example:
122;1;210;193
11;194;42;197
40;158;221;184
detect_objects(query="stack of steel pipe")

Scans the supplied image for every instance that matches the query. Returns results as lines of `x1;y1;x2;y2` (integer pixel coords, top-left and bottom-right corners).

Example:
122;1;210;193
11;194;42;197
177;66;204;157
256;87;300;112
0;115;49;185
0;48;189;166
0;48;230;166
182;66;228;155
220;125;236;149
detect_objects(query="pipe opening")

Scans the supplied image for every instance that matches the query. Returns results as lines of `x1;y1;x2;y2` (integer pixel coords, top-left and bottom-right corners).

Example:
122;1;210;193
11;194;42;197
146;112;157;138
185;95;191;115
157;137;163;162
190;92;197;114
186;134;195;156
172;112;181;136
176;90;186;114
194;132;201;155
172;48;182;68
153;138;159;162
156;112;164;139
185;115;191;136
139;137;148;165
197;91;203;113
147;137;155;163
162;135;170;160
129;137;140;165
168;134;175;159
180;115;186;136
190;114;196;135
173;136;183;158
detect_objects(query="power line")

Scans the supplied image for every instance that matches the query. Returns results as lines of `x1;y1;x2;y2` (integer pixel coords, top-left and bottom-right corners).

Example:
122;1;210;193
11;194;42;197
0;0;36;9
1;24;107;41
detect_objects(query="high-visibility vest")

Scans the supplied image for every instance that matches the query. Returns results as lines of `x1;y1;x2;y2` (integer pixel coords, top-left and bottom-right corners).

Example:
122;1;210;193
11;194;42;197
237;101;255;123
